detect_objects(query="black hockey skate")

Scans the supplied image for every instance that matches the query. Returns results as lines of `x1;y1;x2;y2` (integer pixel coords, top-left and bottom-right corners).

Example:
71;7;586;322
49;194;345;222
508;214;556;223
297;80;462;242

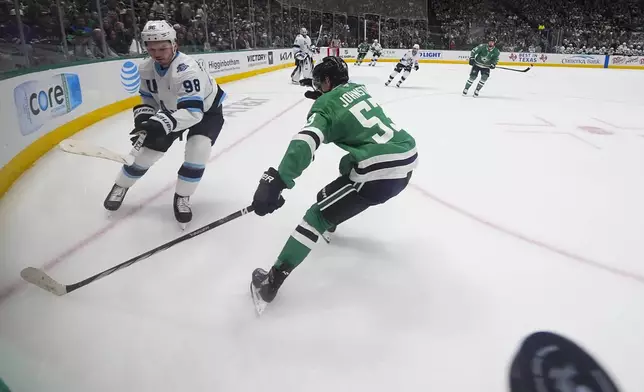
173;193;192;229
250;265;291;316
322;225;336;243
103;184;129;211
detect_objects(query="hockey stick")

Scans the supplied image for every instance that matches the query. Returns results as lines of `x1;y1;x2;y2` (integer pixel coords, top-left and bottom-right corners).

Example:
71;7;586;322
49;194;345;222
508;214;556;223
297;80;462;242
20;205;254;296
58;132;147;166
314;24;323;48
496;64;533;73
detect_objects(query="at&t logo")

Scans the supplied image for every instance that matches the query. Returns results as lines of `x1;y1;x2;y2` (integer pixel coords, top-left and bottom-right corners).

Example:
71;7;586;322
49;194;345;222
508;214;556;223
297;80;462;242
120;61;141;94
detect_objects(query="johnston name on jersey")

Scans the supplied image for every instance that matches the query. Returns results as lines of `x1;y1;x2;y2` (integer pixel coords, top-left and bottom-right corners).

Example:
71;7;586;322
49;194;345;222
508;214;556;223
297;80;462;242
277;82;418;186
136;51;226;133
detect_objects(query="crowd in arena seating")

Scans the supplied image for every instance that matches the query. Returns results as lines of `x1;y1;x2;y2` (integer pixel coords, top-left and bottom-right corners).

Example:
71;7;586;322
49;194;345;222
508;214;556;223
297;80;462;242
1;0;642;73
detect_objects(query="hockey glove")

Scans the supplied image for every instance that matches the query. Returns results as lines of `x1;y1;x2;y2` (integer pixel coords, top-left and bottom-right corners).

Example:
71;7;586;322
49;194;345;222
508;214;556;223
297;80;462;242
305;90;323;100
129;121;165;145
252;167;287;216
414;64;419;71
469;58;475;66
131;112;175;142
490;64;496;69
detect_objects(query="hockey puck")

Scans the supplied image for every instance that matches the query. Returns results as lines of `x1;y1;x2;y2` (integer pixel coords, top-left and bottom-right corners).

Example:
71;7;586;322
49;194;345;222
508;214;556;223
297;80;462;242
509;331;620;392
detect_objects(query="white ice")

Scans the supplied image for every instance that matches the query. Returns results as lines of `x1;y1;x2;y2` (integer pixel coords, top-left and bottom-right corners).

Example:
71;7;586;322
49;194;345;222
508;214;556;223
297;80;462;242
1;63;644;391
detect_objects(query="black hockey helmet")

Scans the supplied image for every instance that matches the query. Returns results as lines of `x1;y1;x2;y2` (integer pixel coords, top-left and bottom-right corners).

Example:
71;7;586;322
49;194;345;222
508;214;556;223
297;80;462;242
312;56;349;92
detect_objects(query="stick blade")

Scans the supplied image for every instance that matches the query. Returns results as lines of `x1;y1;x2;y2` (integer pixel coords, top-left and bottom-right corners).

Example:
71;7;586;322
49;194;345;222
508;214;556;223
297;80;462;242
58;139;134;165
20;267;67;296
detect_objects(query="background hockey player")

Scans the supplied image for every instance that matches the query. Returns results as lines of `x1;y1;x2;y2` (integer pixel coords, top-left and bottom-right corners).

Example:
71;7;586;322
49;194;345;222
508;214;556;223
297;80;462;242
249;56;418;314
385;44;420;87
354;40;370;66
291;27;316;85
103;20;226;229
368;39;382;66
462;37;500;97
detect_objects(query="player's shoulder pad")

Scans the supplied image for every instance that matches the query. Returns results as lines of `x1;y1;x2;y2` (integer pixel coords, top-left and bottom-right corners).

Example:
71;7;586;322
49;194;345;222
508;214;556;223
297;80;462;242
171;53;207;79
309;92;334;113
138;58;155;76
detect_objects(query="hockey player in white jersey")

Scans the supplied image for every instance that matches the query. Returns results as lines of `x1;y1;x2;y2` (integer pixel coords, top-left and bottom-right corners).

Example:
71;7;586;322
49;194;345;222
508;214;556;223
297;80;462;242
291;27;316;85
385;44;420;87
103;20;227;228
369;39;383;66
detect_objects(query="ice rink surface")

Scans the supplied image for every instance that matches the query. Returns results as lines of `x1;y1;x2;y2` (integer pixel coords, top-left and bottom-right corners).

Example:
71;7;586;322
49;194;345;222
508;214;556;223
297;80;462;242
1;62;644;391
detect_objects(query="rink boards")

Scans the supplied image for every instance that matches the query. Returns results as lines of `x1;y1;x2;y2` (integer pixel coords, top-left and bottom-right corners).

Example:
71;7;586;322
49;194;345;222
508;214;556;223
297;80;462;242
1;47;642;197
338;48;644;70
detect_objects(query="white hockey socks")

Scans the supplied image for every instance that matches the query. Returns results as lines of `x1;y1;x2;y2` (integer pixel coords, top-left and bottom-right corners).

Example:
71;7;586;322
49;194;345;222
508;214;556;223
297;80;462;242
115;147;164;188
176;134;212;197
396;70;411;86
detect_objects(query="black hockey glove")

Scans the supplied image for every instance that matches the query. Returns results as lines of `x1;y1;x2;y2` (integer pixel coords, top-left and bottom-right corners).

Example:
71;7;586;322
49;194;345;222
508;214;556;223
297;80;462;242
130;115;171;143
469;58;475;66
252;167;287;216
490;64;496;69
305;90;323;100
414;64;419;71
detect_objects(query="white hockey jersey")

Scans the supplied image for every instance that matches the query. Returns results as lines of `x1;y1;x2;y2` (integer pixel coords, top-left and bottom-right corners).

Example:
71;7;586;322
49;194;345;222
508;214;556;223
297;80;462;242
293;34;313;58
399;50;420;67
371;43;382;53
136;51;225;134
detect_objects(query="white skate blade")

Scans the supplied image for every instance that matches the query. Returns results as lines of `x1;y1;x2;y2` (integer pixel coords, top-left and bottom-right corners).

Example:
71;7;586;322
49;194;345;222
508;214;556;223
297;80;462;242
177;221;189;231
322;232;331;244
250;282;268;317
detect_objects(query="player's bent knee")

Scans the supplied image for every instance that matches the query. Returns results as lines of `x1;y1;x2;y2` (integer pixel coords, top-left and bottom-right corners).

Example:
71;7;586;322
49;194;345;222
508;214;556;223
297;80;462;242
318;190;370;226
135;147;165;168
317;176;354;203
185;134;212;164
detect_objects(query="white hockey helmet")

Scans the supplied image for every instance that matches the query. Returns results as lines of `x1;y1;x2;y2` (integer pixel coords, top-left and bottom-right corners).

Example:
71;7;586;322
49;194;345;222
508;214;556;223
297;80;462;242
413;44;420;50
141;20;177;45
300;27;308;36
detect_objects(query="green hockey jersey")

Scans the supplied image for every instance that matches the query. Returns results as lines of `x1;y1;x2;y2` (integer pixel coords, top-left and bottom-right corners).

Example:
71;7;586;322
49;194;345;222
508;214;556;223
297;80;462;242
278;82;418;187
470;44;500;68
358;42;370;53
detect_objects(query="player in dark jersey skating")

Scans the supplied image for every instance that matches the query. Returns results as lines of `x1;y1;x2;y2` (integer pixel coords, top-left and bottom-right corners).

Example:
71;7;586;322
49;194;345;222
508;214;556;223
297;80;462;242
355;40;370;65
249;56;418;314
463;37;500;97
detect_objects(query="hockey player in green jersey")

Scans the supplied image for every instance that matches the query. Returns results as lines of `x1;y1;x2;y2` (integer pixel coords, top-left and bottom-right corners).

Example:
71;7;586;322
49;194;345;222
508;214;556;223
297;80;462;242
463;37;500;97
355;40;371;66
249;56;418;314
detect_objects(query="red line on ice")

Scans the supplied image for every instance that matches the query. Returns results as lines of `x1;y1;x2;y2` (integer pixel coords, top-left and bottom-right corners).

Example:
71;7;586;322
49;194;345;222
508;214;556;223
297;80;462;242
592;117;644;130
0;98;305;304
410;184;644;285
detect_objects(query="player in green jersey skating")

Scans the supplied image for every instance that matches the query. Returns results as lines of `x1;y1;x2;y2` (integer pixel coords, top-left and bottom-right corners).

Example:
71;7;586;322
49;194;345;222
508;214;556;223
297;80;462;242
249;56;418;314
355;40;371;66
463;37;500;97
